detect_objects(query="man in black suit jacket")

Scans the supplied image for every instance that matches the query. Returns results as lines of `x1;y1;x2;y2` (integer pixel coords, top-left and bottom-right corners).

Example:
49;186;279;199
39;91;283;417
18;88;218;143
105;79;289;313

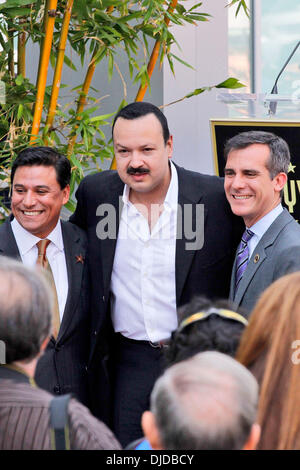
0;147;90;406
70;102;242;446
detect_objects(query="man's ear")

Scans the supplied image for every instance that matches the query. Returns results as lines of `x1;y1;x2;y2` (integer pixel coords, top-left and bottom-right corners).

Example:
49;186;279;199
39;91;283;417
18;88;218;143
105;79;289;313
243;423;261;450
141;411;163;450
62;184;70;205
39;336;50;355
273;172;287;192
166;135;173;160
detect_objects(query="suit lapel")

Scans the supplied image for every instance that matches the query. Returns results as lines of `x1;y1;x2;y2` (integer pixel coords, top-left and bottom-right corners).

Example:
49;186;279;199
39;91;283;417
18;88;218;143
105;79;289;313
175;166;205;304
233;246;267;305
0;219;22;259
100;166;205;306
57;221;85;342
234;209;292;305
100;177;124;298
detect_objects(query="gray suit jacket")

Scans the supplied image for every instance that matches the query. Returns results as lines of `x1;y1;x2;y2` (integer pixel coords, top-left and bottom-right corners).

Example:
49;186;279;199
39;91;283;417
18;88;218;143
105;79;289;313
230;208;300;315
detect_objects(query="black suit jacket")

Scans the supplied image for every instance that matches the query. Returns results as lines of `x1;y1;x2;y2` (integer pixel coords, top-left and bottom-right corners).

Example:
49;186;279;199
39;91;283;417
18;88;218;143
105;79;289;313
0;218;90;405
70;165;242;363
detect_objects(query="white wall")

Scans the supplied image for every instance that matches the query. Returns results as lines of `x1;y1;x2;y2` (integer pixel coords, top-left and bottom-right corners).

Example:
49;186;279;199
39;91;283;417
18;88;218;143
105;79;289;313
163;0;229;175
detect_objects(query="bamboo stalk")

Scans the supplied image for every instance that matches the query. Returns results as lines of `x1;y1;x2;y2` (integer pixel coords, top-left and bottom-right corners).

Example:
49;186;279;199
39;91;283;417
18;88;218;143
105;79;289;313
7;20;15;80
44;0;74;142
36;0;50;82
65;4;114;152
135;0;178;102
110;0;178;169
17;19;26;77
67;53;97;156
30;0;58;143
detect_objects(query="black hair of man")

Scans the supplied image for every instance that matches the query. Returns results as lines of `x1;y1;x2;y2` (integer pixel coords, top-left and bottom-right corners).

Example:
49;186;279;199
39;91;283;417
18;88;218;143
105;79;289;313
112;102;170;145
11;146;71;190
163;296;246;368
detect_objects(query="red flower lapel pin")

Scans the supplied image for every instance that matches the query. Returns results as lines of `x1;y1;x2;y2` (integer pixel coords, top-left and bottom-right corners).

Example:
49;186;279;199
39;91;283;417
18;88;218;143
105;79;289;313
75;254;85;264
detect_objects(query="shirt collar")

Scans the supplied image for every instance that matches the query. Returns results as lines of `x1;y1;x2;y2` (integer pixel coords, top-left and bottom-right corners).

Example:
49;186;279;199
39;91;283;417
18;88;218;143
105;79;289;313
0;364;36;387
247;203;283;238
122;161;178;210
11;218;64;255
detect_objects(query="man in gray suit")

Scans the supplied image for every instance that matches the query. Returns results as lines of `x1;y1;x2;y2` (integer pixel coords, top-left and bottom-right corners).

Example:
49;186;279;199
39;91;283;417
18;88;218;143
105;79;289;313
224;130;300;315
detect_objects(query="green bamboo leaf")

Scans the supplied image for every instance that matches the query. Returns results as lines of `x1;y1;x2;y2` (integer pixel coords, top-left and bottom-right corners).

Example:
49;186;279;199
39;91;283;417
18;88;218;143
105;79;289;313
169;53;195;70
185;87;206;98
215;77;245;89
108;52;114;82
175;4;186;15
72;0;89;20
15;74;23;86
117;11;143;23
17;103;23;120
187;2;204;13
144;2;154;23
64;199;76;213
64;55;77;71
0;0;36;11
69;153;83;172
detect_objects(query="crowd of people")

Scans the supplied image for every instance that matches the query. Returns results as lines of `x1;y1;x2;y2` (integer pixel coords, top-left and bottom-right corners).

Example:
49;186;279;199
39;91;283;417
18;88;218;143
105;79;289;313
0;101;300;450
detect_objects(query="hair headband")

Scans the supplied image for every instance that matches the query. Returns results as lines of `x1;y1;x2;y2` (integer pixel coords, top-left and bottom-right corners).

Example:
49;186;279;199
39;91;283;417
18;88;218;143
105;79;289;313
177;308;248;334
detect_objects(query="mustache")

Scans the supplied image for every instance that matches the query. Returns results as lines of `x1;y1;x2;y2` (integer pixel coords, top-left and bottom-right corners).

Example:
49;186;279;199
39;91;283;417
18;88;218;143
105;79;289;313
127;167;150;175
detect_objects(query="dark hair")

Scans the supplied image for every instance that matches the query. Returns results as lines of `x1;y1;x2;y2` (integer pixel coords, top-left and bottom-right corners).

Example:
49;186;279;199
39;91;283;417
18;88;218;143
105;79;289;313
11;146;71;189
164;296;246;368
0;256;52;363
224;130;290;179
112;102;170;144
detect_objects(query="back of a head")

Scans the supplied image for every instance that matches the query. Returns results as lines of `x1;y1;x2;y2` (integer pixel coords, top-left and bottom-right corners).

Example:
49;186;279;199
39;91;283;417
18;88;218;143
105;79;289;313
151;351;258;450
0;256;52;364
236;272;300;449
164;296;247;367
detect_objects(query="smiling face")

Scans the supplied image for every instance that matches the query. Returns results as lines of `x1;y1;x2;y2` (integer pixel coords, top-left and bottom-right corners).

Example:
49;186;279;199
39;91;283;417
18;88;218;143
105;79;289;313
113;113;173;203
11;165;70;238
224;143;287;227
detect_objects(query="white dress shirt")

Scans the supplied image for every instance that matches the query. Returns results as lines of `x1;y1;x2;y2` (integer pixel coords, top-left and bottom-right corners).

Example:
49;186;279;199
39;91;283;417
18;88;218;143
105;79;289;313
110;162;178;342
11;218;69;320
247;203;283;259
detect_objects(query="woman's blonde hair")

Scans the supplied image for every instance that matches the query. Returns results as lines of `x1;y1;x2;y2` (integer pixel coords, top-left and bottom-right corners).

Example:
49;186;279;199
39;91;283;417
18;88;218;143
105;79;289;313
236;271;300;449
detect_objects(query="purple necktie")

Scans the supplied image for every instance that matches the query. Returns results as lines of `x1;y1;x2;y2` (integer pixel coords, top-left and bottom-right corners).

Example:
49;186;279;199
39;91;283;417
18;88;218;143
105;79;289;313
235;228;254;294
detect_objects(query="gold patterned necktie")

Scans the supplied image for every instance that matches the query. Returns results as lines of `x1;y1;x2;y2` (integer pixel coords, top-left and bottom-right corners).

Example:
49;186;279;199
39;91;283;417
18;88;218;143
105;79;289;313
36;239;60;339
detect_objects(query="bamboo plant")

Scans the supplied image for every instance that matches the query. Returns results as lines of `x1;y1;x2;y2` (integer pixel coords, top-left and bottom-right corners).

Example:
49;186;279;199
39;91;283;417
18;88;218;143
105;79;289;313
0;0;248;217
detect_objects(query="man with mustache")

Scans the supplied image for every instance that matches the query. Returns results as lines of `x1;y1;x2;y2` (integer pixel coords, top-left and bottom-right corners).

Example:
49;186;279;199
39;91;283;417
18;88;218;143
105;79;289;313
70;101;242;446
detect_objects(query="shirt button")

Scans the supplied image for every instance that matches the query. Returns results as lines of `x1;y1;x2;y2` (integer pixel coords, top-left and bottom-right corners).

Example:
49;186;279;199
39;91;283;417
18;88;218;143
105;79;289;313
102;296;105;302
94;330;97;336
